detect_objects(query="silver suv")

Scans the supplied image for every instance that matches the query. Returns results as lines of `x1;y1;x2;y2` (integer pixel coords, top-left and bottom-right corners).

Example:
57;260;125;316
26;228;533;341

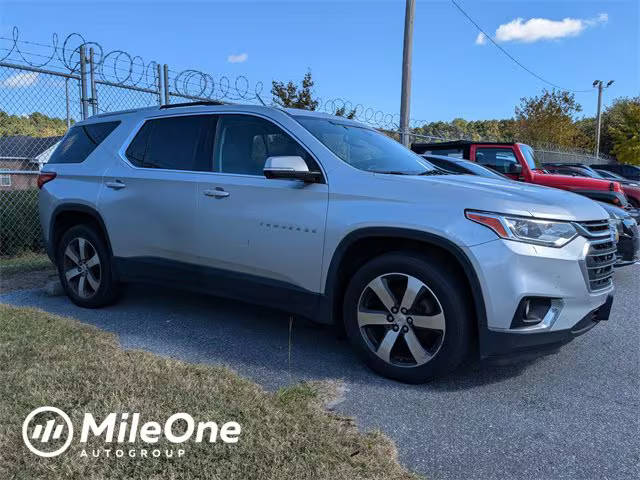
39;103;615;383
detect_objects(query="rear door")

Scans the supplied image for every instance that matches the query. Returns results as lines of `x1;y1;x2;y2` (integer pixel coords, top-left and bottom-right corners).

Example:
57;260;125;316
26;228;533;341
100;114;216;267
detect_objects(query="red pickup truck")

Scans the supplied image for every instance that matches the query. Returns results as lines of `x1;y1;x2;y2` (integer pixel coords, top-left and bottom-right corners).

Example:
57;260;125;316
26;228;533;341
411;141;628;207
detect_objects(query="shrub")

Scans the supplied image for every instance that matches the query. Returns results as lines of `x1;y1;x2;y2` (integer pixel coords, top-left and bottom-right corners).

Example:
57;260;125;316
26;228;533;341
0;189;44;257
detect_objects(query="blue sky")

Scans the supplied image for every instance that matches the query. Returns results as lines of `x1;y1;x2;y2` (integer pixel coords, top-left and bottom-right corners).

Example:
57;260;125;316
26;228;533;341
1;0;638;122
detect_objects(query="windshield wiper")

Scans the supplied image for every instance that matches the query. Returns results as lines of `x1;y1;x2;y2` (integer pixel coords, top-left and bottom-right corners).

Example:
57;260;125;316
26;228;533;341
418;169;449;176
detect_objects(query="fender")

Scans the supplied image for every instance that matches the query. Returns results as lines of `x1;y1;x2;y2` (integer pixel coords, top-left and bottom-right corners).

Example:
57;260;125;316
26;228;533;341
321;227;488;341
48;203;114;263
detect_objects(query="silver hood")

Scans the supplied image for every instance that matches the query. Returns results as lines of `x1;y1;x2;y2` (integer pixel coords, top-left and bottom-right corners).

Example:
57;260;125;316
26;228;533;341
373;173;610;222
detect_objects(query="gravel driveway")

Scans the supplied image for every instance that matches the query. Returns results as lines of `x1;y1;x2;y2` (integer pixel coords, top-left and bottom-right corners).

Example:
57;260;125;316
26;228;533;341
2;264;638;480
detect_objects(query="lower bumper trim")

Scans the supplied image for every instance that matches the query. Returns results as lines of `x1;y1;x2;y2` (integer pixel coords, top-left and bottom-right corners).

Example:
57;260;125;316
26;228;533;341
480;294;613;362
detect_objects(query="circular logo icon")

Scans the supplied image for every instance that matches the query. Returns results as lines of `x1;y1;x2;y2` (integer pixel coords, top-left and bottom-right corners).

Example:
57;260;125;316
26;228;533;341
22;406;74;457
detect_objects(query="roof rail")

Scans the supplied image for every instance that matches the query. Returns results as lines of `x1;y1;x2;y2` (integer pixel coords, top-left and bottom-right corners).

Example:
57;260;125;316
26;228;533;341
159;100;226;109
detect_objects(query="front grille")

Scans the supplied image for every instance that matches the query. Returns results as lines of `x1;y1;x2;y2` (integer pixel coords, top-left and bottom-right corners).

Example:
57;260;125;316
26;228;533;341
575;219;616;291
584;239;616;291
577;219;611;237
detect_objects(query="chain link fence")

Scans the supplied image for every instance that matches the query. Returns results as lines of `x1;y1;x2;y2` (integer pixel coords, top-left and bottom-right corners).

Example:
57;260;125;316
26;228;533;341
0;26;621;270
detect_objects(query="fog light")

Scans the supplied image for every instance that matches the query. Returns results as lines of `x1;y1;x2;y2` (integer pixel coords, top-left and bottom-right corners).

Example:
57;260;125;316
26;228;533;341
511;297;554;328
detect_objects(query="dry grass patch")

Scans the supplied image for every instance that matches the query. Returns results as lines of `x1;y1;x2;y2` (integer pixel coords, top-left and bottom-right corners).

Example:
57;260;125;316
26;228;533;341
0;304;420;480
0;253;52;276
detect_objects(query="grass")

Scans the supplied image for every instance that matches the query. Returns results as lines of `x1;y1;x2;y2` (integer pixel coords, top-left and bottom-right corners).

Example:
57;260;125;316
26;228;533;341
0;304;420;480
0;252;52;276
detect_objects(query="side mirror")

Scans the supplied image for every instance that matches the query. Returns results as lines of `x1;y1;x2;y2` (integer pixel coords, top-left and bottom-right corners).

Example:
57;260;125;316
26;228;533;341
263;156;323;183
506;163;523;175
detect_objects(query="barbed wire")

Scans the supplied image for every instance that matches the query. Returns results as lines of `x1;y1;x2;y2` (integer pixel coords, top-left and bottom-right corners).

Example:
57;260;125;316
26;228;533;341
0;26;431;132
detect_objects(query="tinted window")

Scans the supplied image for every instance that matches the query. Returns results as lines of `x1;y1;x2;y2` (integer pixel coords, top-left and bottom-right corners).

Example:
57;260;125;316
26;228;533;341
125;121;152;167
215;115;318;176
142;115;215;171
463;162;510;180
475;148;518;174
296;116;436;175
423;148;464;158
595;169;623;180
424;156;464;173
48;121;120;164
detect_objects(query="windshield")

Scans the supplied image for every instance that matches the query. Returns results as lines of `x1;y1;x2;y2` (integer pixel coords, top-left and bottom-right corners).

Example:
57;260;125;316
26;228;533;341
596;169;625;180
295;116;437;174
578;167;603;178
518;144;538;170
464;161;510;180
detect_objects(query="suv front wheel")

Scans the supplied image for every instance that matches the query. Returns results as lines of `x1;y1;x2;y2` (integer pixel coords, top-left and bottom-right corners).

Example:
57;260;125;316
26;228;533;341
343;252;471;383
56;224;119;308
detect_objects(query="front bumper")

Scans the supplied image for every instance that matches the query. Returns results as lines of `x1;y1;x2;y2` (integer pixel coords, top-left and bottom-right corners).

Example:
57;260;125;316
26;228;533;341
465;236;614;359
481;294;613;360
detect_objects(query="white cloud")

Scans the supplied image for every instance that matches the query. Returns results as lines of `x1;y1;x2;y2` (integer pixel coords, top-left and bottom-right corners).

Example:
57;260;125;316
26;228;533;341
227;53;248;64
2;71;39;87
477;13;608;45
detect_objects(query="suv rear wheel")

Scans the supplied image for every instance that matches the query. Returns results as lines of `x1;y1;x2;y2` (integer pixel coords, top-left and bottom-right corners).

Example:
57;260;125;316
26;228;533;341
343;252;471;383
56;224;119;308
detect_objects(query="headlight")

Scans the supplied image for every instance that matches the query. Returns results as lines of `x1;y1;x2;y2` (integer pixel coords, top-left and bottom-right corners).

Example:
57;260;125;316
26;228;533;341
466;211;578;247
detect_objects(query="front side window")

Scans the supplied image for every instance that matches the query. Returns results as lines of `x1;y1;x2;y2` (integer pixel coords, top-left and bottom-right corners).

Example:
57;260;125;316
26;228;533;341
295;116;436;174
214;115;317;176
125;115;216;171
475;148;519;174
49;121;120;164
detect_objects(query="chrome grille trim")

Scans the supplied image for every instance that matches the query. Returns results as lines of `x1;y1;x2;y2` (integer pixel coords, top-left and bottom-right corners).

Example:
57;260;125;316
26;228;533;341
574;220;612;238
575;220;616;292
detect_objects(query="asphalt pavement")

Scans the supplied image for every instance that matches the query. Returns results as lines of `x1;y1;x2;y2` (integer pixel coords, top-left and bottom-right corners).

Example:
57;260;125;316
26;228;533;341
2;264;638;480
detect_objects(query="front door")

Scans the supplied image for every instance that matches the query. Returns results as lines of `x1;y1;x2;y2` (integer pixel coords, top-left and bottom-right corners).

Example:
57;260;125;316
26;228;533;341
195;113;328;294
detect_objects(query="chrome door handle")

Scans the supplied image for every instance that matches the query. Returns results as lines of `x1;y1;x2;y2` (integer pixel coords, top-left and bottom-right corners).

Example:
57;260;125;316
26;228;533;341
203;188;230;198
105;180;126;190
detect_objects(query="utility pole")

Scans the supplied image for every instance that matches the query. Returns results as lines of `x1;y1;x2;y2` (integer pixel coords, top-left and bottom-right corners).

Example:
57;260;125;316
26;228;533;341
593;79;614;158
399;0;415;147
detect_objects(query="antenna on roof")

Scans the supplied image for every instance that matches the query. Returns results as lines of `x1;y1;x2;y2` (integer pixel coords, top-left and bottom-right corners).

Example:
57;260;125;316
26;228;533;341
256;93;266;106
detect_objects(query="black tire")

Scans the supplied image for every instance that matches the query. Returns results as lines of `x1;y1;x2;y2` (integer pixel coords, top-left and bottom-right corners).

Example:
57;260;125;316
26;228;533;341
343;251;472;383
56;224;119;308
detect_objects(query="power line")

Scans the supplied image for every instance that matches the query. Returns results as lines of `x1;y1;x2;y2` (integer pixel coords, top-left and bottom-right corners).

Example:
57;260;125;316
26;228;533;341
450;0;592;93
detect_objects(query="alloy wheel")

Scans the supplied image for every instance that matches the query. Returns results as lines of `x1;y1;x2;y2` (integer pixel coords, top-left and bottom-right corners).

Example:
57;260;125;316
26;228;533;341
63;237;102;299
357;273;446;367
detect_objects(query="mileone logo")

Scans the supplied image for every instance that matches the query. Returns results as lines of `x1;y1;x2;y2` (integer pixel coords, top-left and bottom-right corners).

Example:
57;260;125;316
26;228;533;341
22;406;241;458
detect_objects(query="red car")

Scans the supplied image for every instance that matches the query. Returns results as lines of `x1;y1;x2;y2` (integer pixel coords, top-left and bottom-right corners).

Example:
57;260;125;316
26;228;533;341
543;163;640;208
411;141;628;207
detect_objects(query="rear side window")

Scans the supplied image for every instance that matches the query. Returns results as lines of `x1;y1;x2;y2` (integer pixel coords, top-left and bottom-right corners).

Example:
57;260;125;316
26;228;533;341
48;121;120;164
125;115;216;171
475;148;518;174
423;148;464;158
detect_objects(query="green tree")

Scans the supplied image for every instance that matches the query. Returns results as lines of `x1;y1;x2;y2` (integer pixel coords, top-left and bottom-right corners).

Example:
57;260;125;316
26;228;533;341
334;105;356;119
271;70;319;110
608;97;640;165
0;111;69;137
514;89;584;147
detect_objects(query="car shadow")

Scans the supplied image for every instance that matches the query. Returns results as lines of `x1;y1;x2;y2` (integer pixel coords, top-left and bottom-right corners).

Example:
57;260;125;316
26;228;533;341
4;283;542;391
